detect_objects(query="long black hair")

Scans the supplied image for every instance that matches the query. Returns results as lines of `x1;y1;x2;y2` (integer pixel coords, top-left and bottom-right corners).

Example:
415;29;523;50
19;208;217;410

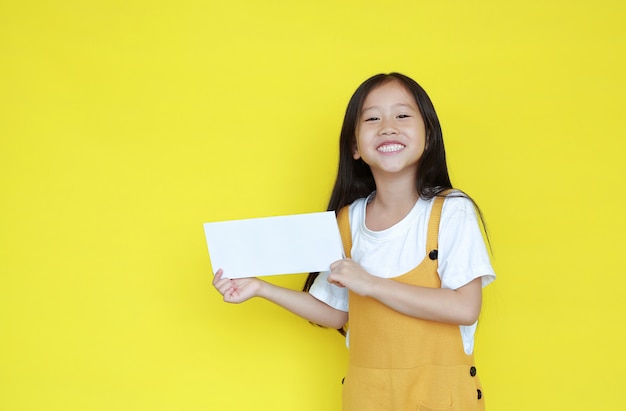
303;73;488;330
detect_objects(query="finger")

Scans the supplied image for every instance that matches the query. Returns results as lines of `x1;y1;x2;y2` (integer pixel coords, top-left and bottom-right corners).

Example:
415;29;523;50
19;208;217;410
212;268;224;285
216;282;233;296
331;258;354;270
330;260;343;271
327;273;346;288
224;288;241;303
214;276;236;294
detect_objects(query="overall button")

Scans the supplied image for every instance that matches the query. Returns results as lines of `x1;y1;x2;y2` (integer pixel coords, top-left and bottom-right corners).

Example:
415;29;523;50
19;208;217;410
477;389;482;400
470;366;477;377
428;249;438;260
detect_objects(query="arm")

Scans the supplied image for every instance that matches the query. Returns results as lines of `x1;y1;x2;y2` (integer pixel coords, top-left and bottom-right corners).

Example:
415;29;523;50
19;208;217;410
212;269;348;329
327;260;482;326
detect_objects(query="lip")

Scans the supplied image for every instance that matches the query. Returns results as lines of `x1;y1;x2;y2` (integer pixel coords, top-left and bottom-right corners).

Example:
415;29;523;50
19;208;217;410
376;141;406;153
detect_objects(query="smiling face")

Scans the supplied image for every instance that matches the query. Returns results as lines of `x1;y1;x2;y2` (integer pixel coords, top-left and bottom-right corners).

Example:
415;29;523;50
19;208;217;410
353;79;426;178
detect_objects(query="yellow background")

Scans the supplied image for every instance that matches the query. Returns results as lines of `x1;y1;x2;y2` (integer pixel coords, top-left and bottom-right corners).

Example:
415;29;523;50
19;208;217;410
1;1;625;410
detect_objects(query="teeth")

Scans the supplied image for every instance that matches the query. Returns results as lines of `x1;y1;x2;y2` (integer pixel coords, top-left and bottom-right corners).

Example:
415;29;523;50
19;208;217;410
377;144;405;153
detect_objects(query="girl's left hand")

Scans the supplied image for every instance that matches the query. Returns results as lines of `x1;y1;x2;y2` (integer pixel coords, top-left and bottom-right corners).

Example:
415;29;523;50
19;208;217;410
327;258;375;297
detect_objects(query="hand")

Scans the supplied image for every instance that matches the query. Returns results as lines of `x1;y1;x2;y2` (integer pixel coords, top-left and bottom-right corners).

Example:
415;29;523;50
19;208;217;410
212;268;263;304
327;258;376;297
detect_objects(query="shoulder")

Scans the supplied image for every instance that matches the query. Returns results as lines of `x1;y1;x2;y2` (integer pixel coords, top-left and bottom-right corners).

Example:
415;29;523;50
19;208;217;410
440;191;477;219
418;190;476;220
438;191;483;244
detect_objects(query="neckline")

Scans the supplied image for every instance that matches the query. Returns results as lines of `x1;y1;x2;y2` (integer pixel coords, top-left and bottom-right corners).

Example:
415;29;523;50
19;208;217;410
359;192;425;239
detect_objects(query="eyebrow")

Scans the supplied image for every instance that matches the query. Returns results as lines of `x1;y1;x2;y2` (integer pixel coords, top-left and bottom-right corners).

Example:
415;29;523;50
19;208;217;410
361;103;416;113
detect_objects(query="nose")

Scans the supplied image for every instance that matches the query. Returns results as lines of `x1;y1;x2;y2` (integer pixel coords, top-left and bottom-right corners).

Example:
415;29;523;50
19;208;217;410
379;118;398;135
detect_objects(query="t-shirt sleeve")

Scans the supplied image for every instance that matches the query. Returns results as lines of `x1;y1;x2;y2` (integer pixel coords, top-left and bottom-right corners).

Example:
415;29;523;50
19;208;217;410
308;270;349;312
438;196;496;290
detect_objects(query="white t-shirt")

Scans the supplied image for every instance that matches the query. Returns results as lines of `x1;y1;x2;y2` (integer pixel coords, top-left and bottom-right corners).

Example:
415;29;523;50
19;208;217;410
309;192;496;355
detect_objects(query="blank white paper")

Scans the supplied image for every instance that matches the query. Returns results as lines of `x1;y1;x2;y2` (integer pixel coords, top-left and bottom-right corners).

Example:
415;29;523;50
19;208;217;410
203;211;344;279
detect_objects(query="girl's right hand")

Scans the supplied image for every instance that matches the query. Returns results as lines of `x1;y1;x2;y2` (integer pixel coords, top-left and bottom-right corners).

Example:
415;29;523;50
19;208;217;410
212;268;263;304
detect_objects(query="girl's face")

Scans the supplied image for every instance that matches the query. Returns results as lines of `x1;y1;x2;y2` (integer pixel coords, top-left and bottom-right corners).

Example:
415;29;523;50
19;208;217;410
353;80;426;177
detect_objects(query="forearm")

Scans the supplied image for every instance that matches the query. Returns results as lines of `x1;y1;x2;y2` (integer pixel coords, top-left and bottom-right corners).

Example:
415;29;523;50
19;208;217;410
257;281;348;329
366;277;482;326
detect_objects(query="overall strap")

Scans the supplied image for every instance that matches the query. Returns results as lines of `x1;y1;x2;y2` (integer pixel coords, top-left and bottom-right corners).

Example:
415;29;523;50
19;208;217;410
426;195;446;259
336;206;352;259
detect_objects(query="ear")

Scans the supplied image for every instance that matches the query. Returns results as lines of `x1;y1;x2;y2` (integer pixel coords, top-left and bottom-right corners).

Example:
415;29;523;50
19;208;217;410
352;138;361;160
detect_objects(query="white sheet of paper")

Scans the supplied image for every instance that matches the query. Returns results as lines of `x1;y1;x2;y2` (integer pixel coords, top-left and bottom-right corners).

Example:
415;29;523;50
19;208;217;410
203;211;344;279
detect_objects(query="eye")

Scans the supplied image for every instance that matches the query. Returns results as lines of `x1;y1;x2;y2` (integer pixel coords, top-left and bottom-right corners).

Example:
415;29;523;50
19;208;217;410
397;114;411;119
364;116;379;122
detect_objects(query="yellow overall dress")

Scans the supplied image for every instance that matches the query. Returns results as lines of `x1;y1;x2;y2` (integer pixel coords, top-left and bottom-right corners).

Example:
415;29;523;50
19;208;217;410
337;196;485;411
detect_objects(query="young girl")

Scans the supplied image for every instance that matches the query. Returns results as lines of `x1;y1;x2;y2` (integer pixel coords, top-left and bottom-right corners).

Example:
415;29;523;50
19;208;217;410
212;73;496;411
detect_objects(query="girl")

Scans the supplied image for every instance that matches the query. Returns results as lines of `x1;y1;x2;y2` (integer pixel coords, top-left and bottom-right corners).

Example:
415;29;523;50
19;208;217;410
212;73;496;411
